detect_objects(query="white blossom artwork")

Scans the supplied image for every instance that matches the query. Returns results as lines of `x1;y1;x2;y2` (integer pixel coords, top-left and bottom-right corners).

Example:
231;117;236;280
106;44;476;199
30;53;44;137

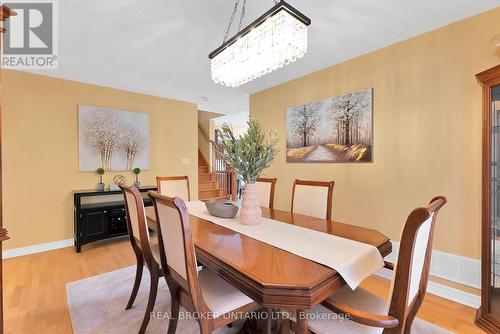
78;105;149;171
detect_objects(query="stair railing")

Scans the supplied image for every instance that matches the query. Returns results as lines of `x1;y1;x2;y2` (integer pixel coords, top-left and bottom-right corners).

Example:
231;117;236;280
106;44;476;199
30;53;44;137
198;125;237;200
210;141;237;201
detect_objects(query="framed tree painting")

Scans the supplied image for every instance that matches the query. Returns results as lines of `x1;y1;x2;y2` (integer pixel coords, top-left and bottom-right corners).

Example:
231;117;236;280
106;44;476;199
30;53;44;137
286;88;373;163
78;105;150;171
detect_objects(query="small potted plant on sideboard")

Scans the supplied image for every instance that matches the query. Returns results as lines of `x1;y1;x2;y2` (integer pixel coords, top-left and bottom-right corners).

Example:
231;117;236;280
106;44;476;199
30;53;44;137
96;168;105;191
132;168;141;188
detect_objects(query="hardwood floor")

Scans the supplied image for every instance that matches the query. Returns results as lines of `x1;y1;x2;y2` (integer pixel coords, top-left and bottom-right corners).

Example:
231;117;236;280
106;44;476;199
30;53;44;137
4;237;135;334
3;237;485;333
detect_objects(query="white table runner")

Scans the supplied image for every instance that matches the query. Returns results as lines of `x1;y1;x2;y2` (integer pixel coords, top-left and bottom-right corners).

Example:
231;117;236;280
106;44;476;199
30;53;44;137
186;201;384;289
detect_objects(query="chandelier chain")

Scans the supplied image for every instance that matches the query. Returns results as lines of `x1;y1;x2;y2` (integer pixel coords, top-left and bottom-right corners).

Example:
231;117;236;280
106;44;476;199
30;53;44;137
238;0;247;32
223;0;240;43
223;0;282;44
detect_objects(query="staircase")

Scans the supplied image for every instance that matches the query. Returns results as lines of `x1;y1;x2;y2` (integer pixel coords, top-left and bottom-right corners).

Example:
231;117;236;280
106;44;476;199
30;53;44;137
198;151;227;200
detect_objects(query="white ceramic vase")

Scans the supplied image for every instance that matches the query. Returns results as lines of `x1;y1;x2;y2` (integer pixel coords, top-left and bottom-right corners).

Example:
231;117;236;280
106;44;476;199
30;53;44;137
240;183;262;225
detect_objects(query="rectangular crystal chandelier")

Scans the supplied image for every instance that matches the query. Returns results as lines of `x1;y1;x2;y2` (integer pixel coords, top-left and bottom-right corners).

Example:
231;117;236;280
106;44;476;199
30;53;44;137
209;1;311;88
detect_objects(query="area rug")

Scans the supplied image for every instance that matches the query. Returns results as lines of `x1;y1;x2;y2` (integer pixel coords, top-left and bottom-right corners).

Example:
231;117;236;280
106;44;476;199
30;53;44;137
67;266;453;334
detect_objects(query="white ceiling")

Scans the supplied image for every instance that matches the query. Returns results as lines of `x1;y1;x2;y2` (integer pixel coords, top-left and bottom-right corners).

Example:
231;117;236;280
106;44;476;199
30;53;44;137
29;0;500;114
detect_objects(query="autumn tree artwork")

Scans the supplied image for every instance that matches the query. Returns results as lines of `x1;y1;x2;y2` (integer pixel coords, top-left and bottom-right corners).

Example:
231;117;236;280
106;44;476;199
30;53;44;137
287;88;372;162
78;105;150;171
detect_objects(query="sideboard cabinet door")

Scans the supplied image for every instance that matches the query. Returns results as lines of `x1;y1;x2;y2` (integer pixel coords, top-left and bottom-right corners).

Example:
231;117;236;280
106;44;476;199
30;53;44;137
82;210;107;238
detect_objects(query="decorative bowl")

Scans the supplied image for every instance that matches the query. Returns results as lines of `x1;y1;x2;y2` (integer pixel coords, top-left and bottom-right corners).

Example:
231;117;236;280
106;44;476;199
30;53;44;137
205;200;239;219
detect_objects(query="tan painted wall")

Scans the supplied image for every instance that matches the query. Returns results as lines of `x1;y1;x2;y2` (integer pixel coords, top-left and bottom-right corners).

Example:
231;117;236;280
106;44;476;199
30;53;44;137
250;7;500;259
2;70;199;249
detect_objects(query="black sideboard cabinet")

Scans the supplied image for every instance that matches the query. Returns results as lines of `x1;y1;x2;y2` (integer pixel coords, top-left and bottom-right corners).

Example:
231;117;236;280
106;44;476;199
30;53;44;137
73;186;156;252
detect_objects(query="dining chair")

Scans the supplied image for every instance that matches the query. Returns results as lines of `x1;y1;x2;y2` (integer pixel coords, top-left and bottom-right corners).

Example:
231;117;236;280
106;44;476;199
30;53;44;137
301;196;448;334
291;179;335;220
148;192;262;334
120;185;162;334
256;177;277;209
156;175;190;201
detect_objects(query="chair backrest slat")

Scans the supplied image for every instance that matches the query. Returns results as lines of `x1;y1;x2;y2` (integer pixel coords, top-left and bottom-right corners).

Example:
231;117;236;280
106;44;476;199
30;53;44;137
157;176;190;201
149;192;209;313
123;190;148;241
155;199;189;280
120;185;155;266
256;178;277;209
386;196;447;333
407;212;433;303
291;179;335;220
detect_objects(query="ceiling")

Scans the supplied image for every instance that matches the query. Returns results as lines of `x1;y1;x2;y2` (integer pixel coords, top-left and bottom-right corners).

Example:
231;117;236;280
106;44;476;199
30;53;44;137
29;0;500;114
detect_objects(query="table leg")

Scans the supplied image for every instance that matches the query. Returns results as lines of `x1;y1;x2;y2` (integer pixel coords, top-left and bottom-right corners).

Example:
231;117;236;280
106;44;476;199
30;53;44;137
295;309;308;334
264;308;272;334
241;308;280;334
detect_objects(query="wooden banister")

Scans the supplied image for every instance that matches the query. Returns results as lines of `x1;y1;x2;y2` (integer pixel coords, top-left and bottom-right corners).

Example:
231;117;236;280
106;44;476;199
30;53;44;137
198;125;237;201
210;141;237;201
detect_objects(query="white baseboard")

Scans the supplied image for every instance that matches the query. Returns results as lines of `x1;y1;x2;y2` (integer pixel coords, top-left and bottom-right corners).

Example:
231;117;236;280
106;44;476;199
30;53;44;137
385;241;481;289
3;238;74;259
375;267;480;308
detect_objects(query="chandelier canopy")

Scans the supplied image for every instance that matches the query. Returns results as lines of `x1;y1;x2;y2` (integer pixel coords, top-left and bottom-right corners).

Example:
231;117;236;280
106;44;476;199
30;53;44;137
209;0;311;88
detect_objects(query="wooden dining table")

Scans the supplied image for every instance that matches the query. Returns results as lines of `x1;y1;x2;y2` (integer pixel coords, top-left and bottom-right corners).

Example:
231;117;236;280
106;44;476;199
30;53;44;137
145;205;391;334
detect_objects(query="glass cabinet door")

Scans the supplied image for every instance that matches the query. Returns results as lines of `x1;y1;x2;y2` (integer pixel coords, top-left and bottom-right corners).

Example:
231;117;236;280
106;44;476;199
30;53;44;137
491;83;500;316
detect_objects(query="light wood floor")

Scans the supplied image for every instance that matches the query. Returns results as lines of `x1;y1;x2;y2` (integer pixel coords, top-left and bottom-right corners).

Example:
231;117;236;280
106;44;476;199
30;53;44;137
3;237;485;334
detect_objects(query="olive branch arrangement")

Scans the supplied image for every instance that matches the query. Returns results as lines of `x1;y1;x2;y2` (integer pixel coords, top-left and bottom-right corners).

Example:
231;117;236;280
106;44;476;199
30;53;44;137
217;118;278;183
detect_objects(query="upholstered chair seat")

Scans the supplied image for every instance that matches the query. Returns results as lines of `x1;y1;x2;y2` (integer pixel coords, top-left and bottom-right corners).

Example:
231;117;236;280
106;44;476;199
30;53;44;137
307;286;386;334
198;269;254;317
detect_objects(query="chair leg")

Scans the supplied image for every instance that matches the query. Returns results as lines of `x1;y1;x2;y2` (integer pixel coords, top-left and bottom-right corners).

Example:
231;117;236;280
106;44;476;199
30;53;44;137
138;270;159;334
279;319;291;334
403;316;415;334
198;319;213;334
126;254;144;310
167;283;180;334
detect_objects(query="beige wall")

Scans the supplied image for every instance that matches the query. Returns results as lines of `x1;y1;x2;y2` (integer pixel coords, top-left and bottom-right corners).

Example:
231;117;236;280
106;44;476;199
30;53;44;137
250;7;500;260
2;70;199;249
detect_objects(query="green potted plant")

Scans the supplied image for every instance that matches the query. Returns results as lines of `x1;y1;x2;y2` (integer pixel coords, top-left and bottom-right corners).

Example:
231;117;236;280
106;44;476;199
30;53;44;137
132;168;141;188
218;118;278;225
96;168;105;191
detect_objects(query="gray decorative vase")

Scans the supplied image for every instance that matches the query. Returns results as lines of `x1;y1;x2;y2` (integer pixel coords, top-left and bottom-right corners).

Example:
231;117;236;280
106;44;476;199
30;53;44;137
97;183;105;192
134;181;141;188
205;200;239;219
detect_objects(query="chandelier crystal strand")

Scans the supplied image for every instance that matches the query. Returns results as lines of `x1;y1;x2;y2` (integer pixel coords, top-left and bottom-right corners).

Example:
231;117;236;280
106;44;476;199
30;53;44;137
210;2;310;88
